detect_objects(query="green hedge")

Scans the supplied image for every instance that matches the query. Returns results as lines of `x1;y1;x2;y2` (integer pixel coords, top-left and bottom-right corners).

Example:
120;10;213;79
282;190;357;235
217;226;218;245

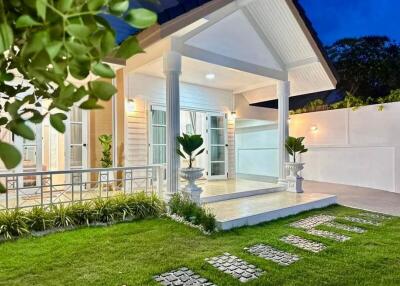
168;193;216;232
0;192;165;240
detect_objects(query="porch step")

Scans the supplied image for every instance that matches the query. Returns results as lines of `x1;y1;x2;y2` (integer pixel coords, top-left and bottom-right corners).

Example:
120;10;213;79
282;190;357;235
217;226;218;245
200;185;285;204
204;192;337;230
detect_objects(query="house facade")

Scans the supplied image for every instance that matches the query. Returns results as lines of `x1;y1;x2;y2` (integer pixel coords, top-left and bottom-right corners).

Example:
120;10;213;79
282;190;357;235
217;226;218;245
1;0;337;197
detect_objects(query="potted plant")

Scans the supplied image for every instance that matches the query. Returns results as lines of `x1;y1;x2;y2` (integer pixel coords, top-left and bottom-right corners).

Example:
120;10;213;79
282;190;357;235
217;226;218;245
176;134;205;204
98;134;113;190
285;136;308;193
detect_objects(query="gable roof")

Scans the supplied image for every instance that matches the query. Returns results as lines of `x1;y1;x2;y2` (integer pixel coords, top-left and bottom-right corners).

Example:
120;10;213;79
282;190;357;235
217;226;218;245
104;0;214;43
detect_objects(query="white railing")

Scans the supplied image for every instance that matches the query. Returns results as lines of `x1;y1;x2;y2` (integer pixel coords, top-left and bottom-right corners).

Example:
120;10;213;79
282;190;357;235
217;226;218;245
0;165;165;210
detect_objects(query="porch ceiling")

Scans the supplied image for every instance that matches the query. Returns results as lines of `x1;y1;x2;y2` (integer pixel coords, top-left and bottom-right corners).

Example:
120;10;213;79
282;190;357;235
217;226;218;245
124;0;337;100
135;56;277;93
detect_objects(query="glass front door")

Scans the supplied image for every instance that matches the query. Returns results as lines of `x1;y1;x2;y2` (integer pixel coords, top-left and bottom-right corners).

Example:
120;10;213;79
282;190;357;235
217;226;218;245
65;106;88;170
208;113;227;179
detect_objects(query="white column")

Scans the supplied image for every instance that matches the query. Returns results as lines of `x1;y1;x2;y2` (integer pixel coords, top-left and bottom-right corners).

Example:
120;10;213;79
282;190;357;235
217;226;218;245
277;80;290;183
111;78;118;168
163;51;182;198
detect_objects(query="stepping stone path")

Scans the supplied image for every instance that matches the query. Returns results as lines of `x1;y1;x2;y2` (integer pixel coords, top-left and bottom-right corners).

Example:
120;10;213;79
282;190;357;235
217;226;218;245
359;212;391;220
306;229;350;242
343;216;381;226
281;235;327;253
245;244;300;266
154;267;216;286
323;222;365;233
290;215;336;229
205;253;264;283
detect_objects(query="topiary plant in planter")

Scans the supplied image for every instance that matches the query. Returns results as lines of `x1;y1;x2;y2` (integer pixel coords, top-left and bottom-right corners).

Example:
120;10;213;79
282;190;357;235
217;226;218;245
176;134;205;204
285;136;308;193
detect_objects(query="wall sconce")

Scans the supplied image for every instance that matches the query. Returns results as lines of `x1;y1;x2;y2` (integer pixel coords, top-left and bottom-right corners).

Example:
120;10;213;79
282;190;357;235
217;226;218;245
127;99;135;112
230;111;237;120
310;125;318;132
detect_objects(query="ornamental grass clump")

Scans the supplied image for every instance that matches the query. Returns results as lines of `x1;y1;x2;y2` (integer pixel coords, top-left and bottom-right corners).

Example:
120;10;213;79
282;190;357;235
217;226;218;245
168;193;216;233
0;192;165;241
0;209;29;240
26;206;53;231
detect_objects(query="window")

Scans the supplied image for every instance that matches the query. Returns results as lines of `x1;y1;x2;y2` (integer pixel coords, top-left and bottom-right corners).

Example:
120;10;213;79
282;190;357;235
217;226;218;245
151;109;166;164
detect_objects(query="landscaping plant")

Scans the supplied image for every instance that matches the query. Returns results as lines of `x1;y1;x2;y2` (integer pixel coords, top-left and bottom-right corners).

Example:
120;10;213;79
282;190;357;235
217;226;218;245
176;134;205;169
0;209;29;239
0;192;165;241
26;206;53;231
285;136;308;163
168;193;216;232
98;134;113;168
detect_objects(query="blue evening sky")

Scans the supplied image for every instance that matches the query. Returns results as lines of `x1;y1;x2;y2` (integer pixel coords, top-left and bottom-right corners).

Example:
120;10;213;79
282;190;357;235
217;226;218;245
299;0;400;45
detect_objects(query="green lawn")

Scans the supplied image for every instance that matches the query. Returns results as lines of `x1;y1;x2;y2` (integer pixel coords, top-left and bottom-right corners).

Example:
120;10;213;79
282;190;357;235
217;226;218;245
0;205;399;286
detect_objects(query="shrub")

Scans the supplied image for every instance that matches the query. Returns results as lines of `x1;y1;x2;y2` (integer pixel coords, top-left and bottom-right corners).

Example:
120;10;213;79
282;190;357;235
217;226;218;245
26;206;53;231
0;209;29;239
69;202;95;226
127;192;166;219
92;198;116;224
168;193;217;232
51;204;74;228
0;192;165;241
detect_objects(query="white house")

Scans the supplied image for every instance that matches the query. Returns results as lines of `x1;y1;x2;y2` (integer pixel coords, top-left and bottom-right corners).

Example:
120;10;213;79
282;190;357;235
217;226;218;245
0;0;339;228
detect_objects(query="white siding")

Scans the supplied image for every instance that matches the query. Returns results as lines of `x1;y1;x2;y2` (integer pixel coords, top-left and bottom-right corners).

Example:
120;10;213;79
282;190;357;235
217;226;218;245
126;73;235;176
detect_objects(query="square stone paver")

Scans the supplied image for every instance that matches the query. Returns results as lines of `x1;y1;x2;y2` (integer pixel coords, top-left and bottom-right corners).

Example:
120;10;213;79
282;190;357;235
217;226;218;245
281;235;326;253
245;244;300;266
343;216;381;226
359;212;391;220
323;222;366;233
306;229;350;242
205;253;264;282
290;215;336;229
154;267;216;286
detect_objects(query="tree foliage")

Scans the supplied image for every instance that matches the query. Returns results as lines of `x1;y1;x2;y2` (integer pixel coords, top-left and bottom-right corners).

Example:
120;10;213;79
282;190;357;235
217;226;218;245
0;0;157;170
326;36;400;100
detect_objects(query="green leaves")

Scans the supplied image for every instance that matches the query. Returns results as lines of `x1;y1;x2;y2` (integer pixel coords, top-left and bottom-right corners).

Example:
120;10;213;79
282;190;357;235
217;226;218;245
88;0;106;11
91;62;115;78
8;120;35;141
0;141;22;169
16;15;41;28
50;113;67;133
89;81;117;100
115;36;143;59
110;0;129;15
36;0;47;20
176;134;204;168
66;24;91;39
125;8;157;29
0;23;13;54
285;136;308;163
0;1;157;170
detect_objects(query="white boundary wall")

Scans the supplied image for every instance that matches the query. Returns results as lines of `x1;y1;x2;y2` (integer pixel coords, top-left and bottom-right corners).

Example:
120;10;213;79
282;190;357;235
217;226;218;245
290;102;400;193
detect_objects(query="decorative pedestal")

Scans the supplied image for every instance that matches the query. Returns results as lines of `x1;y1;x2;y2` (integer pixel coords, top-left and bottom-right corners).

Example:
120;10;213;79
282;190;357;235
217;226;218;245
285;163;305;193
180;168;204;205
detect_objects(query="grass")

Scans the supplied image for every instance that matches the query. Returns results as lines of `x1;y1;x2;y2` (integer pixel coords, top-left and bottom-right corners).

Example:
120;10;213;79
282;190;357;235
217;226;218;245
0;205;399;286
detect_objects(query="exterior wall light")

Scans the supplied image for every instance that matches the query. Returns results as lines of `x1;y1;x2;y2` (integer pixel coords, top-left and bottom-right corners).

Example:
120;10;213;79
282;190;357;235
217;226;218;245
230;111;237;119
310;125;318;132
205;73;215;80
127;98;135;112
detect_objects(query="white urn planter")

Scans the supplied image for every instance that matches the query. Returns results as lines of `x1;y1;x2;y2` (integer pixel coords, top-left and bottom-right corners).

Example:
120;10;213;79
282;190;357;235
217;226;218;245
285;162;305;193
180;167;204;205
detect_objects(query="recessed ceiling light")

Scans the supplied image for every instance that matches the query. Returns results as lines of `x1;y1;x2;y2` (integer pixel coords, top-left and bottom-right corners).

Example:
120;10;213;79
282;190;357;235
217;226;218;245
205;73;215;80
